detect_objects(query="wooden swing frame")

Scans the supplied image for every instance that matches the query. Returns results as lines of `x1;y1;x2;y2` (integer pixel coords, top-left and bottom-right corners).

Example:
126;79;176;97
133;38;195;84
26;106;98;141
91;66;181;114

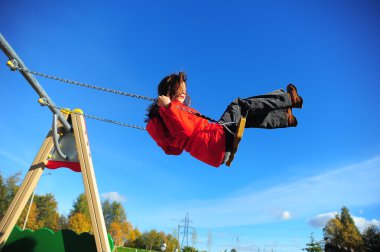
0;33;111;252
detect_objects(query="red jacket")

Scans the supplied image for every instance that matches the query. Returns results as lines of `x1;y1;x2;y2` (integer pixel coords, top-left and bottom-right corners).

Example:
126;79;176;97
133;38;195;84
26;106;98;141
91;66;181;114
146;101;226;167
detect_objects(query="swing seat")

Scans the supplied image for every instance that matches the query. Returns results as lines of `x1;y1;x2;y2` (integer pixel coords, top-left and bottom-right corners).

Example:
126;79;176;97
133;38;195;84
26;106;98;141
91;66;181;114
226;117;246;166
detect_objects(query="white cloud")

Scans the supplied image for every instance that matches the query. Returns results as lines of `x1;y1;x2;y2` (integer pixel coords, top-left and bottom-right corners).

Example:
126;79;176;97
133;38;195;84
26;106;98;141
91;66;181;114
308;212;380;232
101;191;127;202
308;212;338;227
279;211;291;220
353;216;380;232
134;156;380;228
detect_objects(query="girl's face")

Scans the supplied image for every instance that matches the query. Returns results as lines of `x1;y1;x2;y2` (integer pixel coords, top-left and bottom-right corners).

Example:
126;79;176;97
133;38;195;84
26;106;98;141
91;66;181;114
174;81;187;103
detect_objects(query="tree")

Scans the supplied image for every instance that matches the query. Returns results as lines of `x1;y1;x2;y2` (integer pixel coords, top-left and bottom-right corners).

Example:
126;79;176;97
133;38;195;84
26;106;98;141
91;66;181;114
58;214;69;230
135;229;167;251
121;221;138;243
183;246;198;252
125;227;142;248
0;172;21;220
303;233;323;252
0;173;60;231
68;193;92;233
102;200;127;228
18;201;38;230
101;199;136;247
68;194;132;239
108;222;125;246
192;228;198;249
108;220;136;247
68;212;92;234
166;233;179;252
16;193;60;231
111;201;127;223
102;200;112;226
0;173;7;218
323;206;364;251
70;193;90;219
362;225;380;252
34;193;60;231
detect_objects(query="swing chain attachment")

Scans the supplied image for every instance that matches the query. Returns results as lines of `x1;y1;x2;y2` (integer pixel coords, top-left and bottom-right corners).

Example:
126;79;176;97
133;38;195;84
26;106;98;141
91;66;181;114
52;113;69;161
6;59;18;71
8;64;156;102
38;98;147;131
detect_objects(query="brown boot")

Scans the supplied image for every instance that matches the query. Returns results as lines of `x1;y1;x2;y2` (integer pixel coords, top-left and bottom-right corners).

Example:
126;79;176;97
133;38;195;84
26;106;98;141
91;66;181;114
287;108;298;127
287;84;303;108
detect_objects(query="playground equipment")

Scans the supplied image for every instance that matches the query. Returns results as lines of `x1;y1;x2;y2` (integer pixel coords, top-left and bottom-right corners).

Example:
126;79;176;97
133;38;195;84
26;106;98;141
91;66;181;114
0;34;111;252
0;32;246;249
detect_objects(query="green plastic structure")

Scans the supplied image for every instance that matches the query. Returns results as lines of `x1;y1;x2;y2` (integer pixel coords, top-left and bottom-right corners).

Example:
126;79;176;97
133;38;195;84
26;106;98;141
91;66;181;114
3;226;114;252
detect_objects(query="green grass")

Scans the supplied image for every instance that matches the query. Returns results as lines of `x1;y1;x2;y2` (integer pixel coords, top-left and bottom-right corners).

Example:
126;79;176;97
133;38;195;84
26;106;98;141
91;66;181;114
115;247;159;252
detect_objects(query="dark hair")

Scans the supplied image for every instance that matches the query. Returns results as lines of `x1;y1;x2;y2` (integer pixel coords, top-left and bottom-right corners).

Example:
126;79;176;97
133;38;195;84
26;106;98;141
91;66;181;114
145;72;191;122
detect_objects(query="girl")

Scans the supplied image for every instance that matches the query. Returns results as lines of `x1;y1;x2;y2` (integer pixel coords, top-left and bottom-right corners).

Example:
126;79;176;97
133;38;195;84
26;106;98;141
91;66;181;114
145;72;303;167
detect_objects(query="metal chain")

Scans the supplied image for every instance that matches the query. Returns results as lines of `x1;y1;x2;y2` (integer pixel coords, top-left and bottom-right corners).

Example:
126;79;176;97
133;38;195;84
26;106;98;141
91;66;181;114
39;99;146;130
14;65;156;102
11;64;237;133
176;105;219;123
81;113;146;130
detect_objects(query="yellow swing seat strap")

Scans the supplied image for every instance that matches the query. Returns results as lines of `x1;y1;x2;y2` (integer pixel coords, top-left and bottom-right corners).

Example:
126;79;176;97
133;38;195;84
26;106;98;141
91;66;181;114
225;117;246;167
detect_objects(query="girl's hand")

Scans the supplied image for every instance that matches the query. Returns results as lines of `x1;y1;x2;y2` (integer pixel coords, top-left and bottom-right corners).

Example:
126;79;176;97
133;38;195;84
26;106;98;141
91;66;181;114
157;95;171;108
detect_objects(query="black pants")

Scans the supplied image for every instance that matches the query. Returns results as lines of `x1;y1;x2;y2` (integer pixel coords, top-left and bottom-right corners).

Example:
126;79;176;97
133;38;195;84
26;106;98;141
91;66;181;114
218;89;292;152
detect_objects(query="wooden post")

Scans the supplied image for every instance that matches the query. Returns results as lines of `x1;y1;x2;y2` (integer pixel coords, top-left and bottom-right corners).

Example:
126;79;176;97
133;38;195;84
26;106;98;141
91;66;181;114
71;113;111;252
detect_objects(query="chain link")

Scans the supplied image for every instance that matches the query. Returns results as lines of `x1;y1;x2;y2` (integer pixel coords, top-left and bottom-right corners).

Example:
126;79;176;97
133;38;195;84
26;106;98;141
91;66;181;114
15;66;156;102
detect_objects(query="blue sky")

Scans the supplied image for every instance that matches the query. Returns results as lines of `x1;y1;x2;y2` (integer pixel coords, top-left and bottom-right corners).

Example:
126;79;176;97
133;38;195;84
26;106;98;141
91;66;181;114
1;0;380;251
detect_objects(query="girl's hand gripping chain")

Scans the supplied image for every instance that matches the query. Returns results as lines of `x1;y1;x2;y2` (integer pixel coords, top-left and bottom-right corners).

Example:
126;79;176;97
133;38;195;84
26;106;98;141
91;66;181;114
157;95;171;108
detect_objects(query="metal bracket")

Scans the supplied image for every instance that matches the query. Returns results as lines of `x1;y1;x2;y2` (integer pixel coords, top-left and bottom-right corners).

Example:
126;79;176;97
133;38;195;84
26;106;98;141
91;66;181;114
49;113;79;163
52;114;69;161
6;59;18;71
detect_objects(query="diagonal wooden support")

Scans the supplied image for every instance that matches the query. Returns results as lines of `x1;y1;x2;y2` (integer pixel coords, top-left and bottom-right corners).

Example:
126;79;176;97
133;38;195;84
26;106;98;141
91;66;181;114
0;128;54;248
